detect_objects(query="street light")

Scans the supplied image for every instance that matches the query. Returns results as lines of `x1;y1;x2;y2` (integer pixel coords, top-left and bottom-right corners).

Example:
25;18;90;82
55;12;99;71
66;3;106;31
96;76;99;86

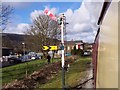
22;42;25;61
22;42;28;78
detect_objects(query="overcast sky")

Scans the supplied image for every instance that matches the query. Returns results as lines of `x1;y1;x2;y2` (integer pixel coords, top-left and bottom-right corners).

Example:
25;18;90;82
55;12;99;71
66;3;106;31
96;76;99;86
3;0;104;43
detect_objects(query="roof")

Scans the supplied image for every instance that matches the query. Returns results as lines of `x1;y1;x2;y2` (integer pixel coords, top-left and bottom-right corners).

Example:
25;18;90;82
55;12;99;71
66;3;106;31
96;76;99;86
2;47;13;49
64;40;83;45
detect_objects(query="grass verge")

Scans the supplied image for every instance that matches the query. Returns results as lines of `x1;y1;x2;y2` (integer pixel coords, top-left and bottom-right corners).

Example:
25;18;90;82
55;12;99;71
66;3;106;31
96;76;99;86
1;58;60;86
37;56;91;88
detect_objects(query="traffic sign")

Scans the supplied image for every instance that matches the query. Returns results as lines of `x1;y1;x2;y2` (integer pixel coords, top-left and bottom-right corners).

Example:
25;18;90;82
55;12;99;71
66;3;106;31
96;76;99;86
43;46;49;50
49;46;57;50
43;46;58;51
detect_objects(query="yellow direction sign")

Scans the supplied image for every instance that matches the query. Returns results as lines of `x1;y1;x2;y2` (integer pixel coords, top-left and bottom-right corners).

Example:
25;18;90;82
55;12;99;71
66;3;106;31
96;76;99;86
43;46;49;50
49;46;57;50
43;46;58;51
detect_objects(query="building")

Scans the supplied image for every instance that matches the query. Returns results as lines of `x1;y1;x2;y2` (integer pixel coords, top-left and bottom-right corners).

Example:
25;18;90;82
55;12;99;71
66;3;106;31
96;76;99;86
83;43;93;52
2;47;13;56
64;40;93;54
64;40;83;53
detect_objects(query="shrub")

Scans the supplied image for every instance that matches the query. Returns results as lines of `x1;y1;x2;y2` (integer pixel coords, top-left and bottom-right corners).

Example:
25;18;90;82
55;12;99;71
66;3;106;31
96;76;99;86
71;48;83;56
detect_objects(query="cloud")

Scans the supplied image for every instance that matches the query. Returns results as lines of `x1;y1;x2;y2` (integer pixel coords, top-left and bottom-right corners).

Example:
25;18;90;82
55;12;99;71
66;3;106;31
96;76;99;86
44;6;58;14
73;23;93;33
67;31;95;43
63;1;103;42
4;23;30;34
30;10;44;20
30;7;58;20
4;1;103;43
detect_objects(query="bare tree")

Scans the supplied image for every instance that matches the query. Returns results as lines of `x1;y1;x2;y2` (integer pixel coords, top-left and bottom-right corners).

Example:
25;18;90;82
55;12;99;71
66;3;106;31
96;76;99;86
0;5;13;31
25;14;60;57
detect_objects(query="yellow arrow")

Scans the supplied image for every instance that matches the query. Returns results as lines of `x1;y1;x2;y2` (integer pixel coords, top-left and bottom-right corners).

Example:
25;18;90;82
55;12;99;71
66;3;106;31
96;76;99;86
43;46;49;50
49;46;57;50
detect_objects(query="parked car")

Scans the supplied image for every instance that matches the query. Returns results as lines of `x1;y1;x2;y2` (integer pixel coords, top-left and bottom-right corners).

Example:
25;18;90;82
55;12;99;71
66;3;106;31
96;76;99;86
0;57;3;62
31;56;36;60
20;55;30;62
31;54;40;60
83;51;91;56
65;53;71;56
8;57;22;64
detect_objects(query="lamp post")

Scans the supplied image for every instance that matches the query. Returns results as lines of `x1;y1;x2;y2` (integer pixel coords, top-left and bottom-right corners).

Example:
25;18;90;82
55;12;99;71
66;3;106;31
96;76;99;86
22;42;28;78
22;42;25;61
